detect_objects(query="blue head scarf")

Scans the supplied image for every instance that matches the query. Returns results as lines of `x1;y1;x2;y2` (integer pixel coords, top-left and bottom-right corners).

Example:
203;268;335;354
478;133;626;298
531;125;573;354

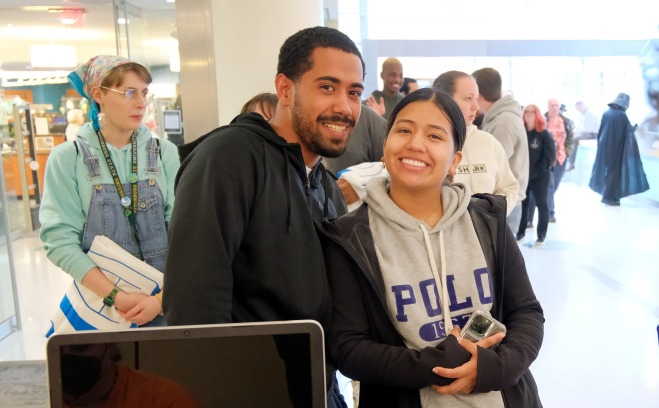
67;55;131;131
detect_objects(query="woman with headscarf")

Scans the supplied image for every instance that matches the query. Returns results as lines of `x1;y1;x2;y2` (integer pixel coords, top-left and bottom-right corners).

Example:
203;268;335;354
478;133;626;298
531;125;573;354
40;55;180;326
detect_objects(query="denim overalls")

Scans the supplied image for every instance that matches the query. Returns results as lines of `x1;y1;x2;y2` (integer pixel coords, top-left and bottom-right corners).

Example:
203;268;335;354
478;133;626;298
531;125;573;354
77;137;169;273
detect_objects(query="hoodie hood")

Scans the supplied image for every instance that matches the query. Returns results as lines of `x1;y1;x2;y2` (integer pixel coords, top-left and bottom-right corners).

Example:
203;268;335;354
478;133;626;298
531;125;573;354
178;112;289;161
363;177;471;233
482;95;522;126
177;112;342;232
179;112;327;189
77;122;152;149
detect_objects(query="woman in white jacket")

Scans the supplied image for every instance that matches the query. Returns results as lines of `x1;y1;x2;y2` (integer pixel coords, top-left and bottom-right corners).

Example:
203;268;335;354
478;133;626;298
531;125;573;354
432;71;518;214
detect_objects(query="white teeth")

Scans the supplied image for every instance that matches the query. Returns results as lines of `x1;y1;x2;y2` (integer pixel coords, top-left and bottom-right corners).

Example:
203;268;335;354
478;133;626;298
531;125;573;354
402;158;426;167
325;123;347;131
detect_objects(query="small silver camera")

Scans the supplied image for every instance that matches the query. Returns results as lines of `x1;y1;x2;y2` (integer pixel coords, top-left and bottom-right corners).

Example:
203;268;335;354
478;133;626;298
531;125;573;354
460;310;506;344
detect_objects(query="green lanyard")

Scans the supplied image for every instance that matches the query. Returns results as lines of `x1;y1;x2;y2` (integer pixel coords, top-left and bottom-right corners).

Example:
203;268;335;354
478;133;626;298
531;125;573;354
96;131;143;260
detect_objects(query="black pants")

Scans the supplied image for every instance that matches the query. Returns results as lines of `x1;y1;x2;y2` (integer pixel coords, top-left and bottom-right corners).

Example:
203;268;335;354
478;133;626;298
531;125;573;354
528;160;567;219
519;171;551;240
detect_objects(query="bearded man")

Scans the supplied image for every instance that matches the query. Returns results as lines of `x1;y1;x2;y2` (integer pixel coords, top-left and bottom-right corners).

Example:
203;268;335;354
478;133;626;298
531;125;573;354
164;26;365;408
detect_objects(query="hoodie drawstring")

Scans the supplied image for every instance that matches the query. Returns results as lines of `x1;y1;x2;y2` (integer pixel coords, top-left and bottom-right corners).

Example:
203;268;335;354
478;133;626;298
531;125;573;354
419;225;453;335
283;150;293;233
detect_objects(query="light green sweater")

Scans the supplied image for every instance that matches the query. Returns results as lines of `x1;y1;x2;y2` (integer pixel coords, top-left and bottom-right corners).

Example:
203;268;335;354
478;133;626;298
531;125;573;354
39;124;180;282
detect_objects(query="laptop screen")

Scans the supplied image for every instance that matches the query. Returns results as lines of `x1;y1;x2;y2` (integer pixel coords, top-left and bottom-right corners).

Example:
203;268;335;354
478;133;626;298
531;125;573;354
46;321;326;408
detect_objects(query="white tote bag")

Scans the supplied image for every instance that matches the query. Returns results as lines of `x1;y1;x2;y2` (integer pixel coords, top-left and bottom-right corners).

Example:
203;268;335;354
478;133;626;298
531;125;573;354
46;235;164;337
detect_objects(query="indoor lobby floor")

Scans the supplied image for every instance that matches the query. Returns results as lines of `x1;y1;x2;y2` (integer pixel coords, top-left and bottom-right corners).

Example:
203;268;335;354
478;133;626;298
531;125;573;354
1;180;658;408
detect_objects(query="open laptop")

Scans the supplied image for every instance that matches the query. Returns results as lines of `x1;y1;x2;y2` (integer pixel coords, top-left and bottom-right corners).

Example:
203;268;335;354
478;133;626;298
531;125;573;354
46;320;326;408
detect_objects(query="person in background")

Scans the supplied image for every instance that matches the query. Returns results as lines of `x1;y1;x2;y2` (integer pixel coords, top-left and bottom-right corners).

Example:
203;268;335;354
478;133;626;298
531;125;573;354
400;77;419;96
516;104;556;247
65;108;84;141
239;92;278;121
472;67;529;232
589;93;649;205
163;26;365;408
40;56;180;326
365;57;404;120
473;110;484;129
566;101;600;171
319;88;544;408
325;105;387;209
433;70;519;213
324;105;386;178
542;98;573;223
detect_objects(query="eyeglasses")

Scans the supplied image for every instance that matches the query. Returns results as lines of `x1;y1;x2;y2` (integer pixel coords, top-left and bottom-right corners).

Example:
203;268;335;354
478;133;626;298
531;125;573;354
99;86;154;104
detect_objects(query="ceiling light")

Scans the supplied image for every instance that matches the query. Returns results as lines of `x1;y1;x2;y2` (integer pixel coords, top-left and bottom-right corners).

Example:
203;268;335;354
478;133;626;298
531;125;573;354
49;8;86;28
30;45;77;68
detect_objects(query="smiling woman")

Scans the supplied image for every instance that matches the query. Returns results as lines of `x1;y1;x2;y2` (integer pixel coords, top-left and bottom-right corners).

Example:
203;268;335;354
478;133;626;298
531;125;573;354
318;88;545;408
384;89;464;213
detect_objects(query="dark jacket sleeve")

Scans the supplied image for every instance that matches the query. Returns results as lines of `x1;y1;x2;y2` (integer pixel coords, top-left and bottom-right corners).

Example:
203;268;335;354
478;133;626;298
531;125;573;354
367;108;387;163
323;231;472;389
163;132;259;325
473;226;545;392
541;130;557;171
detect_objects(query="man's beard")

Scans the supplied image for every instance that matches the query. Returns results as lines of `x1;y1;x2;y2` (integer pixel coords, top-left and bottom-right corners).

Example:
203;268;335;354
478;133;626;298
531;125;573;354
291;97;354;158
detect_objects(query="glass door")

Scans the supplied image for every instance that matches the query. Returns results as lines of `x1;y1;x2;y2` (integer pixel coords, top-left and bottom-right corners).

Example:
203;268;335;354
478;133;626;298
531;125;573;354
0;148;19;341
1;96;35;236
0;97;23;341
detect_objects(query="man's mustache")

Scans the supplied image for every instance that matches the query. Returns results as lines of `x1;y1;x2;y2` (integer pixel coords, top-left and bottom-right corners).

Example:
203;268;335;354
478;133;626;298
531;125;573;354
318;115;355;127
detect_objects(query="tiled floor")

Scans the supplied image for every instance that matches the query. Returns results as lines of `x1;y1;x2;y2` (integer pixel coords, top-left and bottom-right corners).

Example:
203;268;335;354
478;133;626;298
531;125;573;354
1;180;658;407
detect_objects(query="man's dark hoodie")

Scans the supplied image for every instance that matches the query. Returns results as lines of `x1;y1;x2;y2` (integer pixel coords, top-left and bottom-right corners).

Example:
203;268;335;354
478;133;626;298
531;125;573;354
165;112;346;326
164;113;348;406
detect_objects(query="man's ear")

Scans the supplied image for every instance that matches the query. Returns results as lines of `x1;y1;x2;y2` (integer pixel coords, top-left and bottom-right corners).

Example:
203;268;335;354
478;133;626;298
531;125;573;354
380;71;385;81
275;73;294;107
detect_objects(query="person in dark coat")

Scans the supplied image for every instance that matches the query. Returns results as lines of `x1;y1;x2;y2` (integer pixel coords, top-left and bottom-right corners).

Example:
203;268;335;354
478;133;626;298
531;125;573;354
517;104;556;247
319;89;544;408
164;26;366;408
589;93;650;205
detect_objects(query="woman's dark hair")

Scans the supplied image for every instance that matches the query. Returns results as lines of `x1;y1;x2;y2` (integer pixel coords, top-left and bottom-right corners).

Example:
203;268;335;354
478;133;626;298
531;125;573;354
400;77;418;95
432;70;471;97
277;26;365;82
386;88;466;152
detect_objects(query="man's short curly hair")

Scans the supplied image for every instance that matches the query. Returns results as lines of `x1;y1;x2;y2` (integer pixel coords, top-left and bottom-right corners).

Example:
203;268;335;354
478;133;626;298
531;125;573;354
277;26;365;82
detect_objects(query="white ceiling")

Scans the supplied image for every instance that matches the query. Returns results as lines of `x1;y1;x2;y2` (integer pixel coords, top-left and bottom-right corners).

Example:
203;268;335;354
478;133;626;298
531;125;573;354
0;0;177;80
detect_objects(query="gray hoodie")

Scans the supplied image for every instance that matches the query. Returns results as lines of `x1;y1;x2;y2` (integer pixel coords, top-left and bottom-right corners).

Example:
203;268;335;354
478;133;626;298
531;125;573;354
481;95;529;204
363;178;504;407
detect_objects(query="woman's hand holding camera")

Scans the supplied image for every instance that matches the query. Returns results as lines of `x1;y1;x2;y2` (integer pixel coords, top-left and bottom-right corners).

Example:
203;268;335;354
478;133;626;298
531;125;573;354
430;326;505;395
